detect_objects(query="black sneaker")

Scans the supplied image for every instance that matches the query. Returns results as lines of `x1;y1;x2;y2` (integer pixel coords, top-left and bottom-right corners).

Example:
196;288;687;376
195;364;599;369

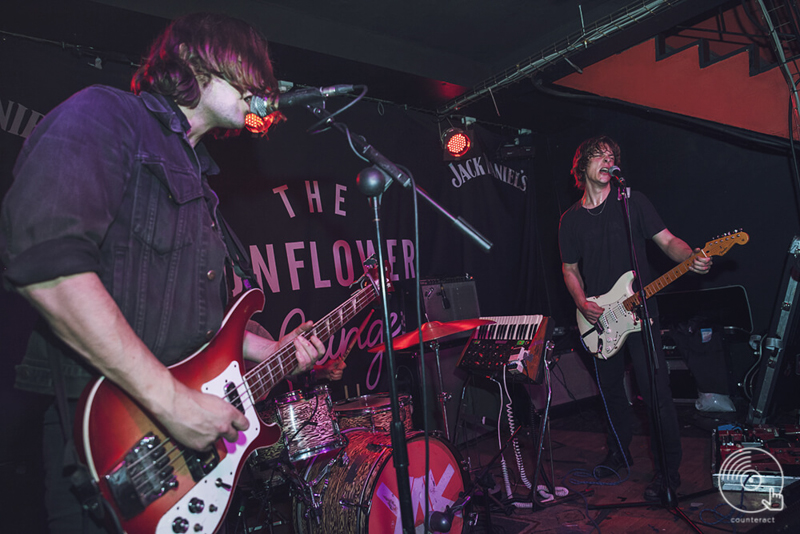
594;448;633;479
644;470;681;502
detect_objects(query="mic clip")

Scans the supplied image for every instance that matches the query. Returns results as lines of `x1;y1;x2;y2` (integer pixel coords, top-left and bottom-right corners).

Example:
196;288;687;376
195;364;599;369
608;166;625;187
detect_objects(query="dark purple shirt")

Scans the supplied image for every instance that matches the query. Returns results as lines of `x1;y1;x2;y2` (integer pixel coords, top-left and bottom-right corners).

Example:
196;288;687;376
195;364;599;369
1;86;229;396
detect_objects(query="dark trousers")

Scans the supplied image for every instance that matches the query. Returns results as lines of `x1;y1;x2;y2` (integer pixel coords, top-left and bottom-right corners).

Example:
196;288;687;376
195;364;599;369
43;400;108;534
595;327;682;474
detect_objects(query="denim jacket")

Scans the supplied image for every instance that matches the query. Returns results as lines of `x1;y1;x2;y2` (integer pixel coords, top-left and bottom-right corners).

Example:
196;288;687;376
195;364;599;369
0;86;229;397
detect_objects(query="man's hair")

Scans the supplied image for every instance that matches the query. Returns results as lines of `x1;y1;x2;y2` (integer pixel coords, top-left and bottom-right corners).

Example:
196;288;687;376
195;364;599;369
131;12;278;108
570;135;621;189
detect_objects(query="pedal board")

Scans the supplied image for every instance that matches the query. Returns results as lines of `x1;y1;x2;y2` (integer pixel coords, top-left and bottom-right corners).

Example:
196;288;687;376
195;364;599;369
712;424;800;492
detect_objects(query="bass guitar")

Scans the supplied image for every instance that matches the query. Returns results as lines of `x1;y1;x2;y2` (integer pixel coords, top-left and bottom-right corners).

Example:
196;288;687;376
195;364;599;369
75;260;388;533
577;230;749;359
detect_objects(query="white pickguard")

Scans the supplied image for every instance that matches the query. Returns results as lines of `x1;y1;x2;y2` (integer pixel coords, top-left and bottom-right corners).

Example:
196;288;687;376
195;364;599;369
576;271;641;360
155;361;259;534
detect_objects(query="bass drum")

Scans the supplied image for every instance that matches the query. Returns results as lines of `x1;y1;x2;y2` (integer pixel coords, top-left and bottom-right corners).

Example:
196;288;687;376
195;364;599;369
294;430;469;534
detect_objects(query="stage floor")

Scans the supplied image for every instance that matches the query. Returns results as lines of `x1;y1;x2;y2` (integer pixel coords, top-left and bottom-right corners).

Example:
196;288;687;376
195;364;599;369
230;401;796;533
6;397;797;533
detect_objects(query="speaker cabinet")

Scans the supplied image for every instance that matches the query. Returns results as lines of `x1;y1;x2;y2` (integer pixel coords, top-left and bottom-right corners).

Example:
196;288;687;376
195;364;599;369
420;276;480;324
525;350;599;410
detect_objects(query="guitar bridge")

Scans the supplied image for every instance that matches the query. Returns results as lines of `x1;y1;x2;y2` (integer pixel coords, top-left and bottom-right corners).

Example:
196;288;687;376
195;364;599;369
105;433;177;520
105;433;222;520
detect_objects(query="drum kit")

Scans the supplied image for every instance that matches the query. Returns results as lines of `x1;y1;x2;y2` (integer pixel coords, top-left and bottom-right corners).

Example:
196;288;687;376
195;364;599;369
240;317;494;534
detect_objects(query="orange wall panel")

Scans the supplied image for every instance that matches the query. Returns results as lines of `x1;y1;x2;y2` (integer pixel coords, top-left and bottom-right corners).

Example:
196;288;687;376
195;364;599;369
555;39;793;139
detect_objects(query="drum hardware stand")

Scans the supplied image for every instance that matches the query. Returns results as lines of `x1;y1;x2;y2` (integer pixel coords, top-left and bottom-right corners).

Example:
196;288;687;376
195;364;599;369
236;454;297;534
428;426;522;532
424;339;453;439
372;322;492;441
289;454;336;532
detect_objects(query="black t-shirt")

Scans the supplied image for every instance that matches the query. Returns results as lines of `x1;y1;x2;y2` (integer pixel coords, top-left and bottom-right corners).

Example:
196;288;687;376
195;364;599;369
559;187;666;298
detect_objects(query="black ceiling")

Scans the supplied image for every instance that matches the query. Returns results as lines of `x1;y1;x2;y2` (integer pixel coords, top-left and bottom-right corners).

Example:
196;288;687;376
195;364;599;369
5;0;735;131
97;0;645;88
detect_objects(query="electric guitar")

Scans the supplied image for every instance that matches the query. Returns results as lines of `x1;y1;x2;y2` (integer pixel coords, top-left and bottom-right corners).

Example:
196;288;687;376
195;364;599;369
577;230;749;360
75;260;389;534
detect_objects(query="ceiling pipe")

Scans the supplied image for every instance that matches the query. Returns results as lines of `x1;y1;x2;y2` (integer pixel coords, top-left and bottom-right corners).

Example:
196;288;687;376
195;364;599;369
437;0;681;115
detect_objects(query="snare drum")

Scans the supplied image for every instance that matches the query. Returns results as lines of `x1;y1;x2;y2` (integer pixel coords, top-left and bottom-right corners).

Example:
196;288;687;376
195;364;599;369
274;385;345;462
334;393;414;433
294;429;468;534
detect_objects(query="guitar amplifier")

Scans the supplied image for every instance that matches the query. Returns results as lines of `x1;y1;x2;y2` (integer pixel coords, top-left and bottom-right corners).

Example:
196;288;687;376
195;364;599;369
420;276;480;323
420;276;481;343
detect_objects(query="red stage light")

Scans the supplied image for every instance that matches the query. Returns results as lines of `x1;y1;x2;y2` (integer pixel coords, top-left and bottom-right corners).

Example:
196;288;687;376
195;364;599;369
442;128;472;158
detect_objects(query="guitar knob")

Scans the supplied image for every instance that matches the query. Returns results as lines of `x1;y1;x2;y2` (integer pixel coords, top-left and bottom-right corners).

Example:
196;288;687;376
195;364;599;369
172;517;189;533
188;498;205;514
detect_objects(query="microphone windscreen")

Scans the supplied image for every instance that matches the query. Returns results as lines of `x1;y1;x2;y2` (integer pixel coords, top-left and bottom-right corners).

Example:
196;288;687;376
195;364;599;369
249;95;272;117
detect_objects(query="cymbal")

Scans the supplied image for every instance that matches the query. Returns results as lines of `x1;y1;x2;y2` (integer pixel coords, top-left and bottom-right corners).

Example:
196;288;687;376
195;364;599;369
368;318;495;353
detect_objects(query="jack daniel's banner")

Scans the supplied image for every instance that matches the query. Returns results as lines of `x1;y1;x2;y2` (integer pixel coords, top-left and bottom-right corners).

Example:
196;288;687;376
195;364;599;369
0;34;541;436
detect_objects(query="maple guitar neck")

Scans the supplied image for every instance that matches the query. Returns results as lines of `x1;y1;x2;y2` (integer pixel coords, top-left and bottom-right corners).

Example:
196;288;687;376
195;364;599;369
623;230;750;312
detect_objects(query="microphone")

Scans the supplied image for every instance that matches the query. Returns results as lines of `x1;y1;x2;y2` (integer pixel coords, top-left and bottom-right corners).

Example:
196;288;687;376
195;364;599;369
249;85;355;116
608;165;625;186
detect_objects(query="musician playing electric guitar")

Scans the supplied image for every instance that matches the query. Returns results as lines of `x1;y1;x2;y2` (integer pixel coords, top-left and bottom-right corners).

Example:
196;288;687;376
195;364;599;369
0;14;326;534
558;136;711;502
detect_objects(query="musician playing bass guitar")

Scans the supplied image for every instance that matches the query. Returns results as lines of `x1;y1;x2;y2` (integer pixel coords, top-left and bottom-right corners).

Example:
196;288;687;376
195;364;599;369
0;14;326;533
558;136;711;502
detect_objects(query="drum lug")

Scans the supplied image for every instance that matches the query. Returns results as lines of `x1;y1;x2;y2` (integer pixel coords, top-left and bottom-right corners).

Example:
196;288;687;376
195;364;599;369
367;442;391;453
468;511;479;526
339;498;369;511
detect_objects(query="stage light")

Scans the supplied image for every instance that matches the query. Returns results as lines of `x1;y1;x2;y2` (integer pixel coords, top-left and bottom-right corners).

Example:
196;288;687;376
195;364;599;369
442;127;473;160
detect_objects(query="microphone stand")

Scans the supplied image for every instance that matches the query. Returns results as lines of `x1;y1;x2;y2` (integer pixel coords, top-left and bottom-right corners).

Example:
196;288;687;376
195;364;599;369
354;166;416;533
588;178;702;533
304;103;494;533
305;105;494;253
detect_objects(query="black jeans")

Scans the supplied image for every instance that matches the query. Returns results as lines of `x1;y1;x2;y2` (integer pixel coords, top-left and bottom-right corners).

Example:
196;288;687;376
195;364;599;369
594;328;682;474
43;400;108;534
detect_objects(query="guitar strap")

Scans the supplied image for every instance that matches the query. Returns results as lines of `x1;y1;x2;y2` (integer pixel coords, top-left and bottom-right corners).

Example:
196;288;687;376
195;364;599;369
217;210;258;291
48;350;122;532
